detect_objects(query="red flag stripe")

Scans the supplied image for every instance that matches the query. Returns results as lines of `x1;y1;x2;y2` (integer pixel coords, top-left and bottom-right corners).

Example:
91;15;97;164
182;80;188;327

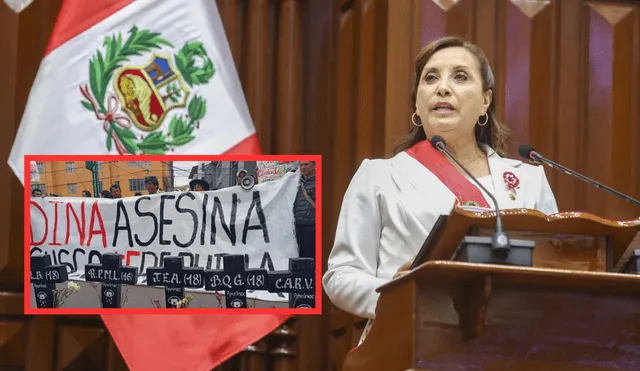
223;133;262;155
104;314;290;371
45;0;134;56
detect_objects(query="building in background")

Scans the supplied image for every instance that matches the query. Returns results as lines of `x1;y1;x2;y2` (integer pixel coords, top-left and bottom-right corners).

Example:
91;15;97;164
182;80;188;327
30;161;172;197
189;161;258;190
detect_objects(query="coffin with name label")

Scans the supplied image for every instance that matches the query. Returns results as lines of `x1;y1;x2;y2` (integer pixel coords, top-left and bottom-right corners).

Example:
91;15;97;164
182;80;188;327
28;254;315;309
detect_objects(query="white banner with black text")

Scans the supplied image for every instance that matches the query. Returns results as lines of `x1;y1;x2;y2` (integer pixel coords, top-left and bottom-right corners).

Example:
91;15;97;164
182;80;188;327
29;171;302;302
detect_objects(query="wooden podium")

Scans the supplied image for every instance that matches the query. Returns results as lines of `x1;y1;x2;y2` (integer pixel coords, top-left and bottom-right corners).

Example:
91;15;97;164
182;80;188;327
343;207;640;371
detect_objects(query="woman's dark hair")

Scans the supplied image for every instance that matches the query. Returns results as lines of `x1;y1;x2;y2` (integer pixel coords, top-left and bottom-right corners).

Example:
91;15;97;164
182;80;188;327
394;35;509;156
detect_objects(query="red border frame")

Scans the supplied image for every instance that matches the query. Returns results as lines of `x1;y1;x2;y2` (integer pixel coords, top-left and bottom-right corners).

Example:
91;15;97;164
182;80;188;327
24;154;322;315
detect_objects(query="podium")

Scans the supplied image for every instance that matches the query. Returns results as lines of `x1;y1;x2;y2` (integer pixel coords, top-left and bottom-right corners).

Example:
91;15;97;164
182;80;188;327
343;207;640;371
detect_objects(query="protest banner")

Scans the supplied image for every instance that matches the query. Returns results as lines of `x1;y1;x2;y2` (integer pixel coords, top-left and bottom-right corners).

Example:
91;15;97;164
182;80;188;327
256;161;298;183
29;171;302;303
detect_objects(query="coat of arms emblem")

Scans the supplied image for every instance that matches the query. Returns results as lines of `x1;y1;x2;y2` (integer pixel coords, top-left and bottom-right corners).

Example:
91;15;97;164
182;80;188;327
80;26;214;154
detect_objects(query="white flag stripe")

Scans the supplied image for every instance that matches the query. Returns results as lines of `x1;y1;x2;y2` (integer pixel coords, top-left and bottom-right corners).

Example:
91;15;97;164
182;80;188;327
3;0;35;13
8;0;256;183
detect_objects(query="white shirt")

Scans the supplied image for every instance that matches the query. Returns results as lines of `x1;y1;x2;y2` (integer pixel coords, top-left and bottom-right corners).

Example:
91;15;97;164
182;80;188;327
475;174;495;208
322;147;559;320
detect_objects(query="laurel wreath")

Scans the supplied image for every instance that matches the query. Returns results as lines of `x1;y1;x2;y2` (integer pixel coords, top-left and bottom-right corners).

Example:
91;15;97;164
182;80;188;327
80;26;215;154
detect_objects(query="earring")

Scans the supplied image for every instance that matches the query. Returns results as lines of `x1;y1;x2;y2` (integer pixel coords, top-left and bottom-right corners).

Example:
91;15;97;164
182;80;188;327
478;113;489;126
411;113;422;127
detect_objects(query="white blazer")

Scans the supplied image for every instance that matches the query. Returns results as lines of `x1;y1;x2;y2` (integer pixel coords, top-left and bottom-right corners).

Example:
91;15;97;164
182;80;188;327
322;146;559;319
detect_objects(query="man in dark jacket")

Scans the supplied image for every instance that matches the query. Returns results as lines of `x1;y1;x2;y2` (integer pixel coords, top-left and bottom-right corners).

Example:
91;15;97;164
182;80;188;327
294;161;316;258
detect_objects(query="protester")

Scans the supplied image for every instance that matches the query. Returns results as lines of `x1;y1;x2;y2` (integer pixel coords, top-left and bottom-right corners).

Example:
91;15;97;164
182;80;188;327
189;179;210;191
293;161;316;258
110;184;122;198
145;176;163;194
236;169;248;186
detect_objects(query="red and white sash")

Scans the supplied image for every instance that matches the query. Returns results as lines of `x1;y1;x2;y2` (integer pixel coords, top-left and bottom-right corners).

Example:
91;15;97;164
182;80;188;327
405;140;491;208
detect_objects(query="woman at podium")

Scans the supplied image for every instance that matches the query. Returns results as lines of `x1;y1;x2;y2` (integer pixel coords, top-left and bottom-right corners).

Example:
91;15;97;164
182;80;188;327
322;36;559;344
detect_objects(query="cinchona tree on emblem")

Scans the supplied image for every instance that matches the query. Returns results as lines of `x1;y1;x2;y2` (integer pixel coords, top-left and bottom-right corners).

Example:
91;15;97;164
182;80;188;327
80;26;214;154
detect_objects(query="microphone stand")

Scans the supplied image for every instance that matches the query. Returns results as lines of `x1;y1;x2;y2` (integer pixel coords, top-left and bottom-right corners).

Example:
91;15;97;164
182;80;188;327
431;137;535;267
520;146;640;275
527;151;640;207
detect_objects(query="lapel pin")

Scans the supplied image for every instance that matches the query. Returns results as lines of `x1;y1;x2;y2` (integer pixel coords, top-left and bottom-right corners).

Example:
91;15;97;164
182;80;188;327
503;171;520;201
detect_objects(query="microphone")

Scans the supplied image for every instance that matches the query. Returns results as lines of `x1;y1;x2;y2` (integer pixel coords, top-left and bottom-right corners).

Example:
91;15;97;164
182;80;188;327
430;136;510;255
518;144;640;207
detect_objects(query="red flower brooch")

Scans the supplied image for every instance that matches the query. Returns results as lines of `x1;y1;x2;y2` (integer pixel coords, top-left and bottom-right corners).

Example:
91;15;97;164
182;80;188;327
503;171;520;200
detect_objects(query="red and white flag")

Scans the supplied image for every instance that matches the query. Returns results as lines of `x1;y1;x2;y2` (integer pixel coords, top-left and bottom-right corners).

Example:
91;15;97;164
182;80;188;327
10;0;289;370
8;0;261;180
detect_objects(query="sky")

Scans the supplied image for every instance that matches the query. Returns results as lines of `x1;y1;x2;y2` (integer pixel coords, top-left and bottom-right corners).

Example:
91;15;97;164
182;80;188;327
171;161;199;187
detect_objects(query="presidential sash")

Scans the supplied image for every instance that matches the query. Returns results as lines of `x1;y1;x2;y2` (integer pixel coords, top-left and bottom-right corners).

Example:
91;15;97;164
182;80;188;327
406;140;491;208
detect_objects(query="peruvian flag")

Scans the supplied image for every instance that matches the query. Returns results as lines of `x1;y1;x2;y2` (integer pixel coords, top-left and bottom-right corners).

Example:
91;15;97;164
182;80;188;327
8;0;260;180
9;0;289;370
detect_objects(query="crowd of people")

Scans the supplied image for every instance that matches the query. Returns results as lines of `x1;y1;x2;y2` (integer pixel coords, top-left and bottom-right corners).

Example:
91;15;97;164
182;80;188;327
30;176;161;199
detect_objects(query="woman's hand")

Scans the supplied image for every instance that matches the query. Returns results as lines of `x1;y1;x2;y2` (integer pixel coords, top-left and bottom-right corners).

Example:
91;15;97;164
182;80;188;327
393;258;415;278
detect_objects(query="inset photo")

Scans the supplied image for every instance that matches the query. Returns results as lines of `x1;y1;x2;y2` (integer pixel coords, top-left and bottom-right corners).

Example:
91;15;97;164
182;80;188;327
25;155;321;315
